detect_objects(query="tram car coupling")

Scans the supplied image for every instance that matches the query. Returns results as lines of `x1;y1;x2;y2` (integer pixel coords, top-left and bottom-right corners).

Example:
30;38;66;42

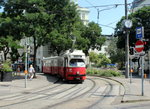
42;50;86;83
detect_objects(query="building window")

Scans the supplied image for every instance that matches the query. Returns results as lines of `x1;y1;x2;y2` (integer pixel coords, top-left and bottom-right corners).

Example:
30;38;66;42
81;13;85;20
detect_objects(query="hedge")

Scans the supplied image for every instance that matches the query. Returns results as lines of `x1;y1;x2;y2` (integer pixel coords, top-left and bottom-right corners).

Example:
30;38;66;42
86;68;121;77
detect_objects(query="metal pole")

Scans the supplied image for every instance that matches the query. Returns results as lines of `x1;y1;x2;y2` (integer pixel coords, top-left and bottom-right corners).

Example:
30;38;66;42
149;50;150;78
130;59;132;84
126;31;130;78
25;43;28;88
125;0;129;78
141;55;144;96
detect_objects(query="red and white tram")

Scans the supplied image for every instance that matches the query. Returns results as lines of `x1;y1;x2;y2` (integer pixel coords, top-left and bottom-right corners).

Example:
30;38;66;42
42;50;86;82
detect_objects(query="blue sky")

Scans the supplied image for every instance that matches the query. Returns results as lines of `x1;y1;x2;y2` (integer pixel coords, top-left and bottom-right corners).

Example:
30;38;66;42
78;0;133;35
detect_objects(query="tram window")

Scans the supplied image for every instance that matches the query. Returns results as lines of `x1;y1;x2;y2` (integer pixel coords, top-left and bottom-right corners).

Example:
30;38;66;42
69;59;85;67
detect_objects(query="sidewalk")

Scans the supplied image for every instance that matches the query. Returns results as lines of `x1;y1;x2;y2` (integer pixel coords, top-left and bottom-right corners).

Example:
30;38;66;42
0;73;57;96
112;76;150;103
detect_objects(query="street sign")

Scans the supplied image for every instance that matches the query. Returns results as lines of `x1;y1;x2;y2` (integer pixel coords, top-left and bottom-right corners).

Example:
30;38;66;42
135;40;144;52
136;27;144;39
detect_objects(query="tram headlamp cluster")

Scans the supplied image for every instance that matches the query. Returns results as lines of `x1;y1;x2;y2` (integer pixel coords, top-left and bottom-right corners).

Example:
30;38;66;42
76;71;80;75
69;68;72;72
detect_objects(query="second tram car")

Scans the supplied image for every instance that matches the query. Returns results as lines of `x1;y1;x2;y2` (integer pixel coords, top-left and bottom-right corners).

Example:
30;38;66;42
42;50;86;82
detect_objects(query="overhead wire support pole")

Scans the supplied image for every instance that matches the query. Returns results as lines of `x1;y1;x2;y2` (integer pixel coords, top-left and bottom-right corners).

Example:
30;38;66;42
24;42;28;88
125;0;129;78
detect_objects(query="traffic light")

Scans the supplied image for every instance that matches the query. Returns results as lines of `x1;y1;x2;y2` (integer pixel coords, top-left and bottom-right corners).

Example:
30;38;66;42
129;47;134;55
143;41;150;52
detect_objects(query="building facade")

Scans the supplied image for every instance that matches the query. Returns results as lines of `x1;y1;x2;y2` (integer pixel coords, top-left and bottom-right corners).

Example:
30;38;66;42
132;0;150;11
77;6;89;26
70;0;89;26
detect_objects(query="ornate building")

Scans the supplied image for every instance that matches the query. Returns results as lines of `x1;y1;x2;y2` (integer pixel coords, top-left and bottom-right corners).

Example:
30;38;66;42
70;0;90;26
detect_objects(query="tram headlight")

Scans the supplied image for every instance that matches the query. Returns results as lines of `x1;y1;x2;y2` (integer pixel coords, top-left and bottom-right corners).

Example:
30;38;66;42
69;68;72;72
76;71;80;75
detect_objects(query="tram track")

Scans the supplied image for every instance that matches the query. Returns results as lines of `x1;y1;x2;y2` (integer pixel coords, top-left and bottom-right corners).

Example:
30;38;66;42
0;76;125;109
0;78;96;109
47;76;125;109
87;77;125;109
0;80;79;108
43;78;96;109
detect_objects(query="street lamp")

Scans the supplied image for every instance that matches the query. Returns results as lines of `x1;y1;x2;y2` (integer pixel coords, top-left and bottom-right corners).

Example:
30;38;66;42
124;0;130;78
97;5;118;24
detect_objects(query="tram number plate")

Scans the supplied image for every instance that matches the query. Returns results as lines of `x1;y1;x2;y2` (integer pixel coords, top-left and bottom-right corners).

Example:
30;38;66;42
76;78;80;80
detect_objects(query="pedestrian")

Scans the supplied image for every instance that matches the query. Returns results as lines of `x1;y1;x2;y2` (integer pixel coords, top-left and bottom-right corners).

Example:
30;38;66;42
28;64;35;80
17;65;21;75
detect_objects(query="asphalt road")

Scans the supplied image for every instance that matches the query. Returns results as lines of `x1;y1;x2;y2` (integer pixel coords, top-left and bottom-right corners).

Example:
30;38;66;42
0;74;150;109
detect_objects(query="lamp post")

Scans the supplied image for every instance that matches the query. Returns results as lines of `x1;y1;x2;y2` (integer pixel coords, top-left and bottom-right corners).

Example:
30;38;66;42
125;0;129;78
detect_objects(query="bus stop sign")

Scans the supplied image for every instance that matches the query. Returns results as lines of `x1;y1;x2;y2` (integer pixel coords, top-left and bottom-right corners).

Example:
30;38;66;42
136;27;143;39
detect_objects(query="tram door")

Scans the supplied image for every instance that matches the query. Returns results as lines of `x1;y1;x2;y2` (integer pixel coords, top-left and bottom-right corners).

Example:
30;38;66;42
64;58;68;79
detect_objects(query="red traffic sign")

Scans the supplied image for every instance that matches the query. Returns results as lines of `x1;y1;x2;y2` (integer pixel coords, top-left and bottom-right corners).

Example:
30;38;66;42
135;40;144;52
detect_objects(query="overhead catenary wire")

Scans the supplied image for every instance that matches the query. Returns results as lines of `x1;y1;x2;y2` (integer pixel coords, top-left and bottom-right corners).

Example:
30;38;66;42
83;0;125;24
106;20;119;26
84;0;98;9
83;3;132;8
98;23;115;29
84;0;150;9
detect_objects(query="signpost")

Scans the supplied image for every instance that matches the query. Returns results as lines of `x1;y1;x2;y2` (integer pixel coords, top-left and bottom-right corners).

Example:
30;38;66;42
135;26;145;96
141;56;144;96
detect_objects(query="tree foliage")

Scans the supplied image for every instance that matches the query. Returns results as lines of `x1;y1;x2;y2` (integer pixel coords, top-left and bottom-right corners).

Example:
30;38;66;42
80;22;106;55
0;14;22;61
0;0;105;68
1;0;81;65
106;37;125;69
89;52;111;67
115;6;150;49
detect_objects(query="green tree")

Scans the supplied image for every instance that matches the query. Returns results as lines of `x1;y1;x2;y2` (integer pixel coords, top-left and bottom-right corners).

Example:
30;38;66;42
81;22;106;55
1;0;105;69
0;36;21;61
46;0;82;55
106;37;125;69
2;0;80;67
0;15;22;61
97;53;111;67
89;52;99;64
89;52;111;67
